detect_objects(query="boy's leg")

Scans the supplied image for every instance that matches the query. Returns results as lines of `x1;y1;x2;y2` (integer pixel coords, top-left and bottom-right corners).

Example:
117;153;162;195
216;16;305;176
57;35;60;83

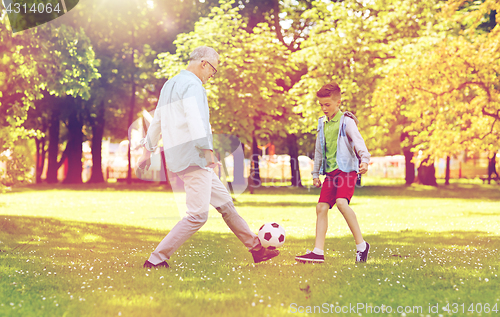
336;198;363;244
295;173;336;263
314;202;331;251
295;203;328;262
147;168;211;265
335;171;370;262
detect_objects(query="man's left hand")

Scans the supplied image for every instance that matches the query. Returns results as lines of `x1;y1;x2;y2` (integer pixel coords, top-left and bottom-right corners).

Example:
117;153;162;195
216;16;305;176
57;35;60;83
138;153;151;170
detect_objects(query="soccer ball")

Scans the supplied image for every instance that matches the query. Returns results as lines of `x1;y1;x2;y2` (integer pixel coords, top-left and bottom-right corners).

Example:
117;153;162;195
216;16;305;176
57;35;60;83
258;222;286;249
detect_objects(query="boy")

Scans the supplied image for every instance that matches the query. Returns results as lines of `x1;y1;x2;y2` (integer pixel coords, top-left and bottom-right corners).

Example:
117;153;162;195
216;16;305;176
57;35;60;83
295;82;371;264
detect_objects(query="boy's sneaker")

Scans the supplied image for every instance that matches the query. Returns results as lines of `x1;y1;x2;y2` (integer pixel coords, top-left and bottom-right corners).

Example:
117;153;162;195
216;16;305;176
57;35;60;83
251;247;280;263
356;242;370;263
295;250;325;263
143;260;169;268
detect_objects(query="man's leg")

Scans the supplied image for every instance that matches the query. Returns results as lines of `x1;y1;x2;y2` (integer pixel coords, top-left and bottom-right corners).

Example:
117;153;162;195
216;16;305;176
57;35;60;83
148;213;208;264
148;168;211;264
209;170;278;263
209;169;260;251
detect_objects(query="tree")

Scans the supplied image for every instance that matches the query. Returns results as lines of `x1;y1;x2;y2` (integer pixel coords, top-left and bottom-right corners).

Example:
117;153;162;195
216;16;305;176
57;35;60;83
1;14;98;187
285;0;449;185
372;0;500;185
52;0;224;183
27;25;98;184
155;1;293;188
230;0;316;187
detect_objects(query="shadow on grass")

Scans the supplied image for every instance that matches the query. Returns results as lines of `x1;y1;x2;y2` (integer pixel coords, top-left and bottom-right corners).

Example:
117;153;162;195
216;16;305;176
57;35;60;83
1;215;499;317
6;182;173;194
5;182;500;202
0;216;161;263
234;201;318;208
355;183;500;200
240;183;500;200
1;215;498;266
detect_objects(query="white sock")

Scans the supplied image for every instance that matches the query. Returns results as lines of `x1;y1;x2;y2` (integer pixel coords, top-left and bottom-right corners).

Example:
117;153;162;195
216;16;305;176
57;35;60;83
356;241;366;252
312;247;324;255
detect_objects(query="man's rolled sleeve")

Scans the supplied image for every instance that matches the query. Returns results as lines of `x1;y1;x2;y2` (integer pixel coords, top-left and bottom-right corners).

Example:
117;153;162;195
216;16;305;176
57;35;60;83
140;94;163;152
139;136;158;152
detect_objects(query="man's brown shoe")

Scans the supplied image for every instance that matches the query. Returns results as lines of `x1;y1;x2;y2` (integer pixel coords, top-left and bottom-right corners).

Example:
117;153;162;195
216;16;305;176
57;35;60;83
143;260;169;268
251;247;279;263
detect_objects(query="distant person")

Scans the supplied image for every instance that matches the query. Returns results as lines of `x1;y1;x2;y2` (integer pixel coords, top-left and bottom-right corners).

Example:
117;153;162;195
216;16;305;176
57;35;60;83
137;46;279;268
295;82;371;264
488;151;499;184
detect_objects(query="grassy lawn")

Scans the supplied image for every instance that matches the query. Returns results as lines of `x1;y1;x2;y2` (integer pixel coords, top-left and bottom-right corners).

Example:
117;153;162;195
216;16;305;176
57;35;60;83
0;179;499;316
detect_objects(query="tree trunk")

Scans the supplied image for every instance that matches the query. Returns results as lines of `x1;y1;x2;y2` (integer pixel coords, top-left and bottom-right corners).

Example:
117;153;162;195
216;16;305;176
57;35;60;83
127;31;136;184
35;137;46;184
403;149;415;185
63;101;83;184
445;156;450;185
233;143;246;185
249;134;261;190
488;152;499;184
286;133;302;187
127;79;136;184
401;132;415;185
88;101;105;183
46;109;61;183
417;157;437;186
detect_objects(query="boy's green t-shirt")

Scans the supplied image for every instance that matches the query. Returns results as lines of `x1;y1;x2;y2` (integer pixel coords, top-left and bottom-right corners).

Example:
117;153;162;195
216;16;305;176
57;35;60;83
324;110;343;173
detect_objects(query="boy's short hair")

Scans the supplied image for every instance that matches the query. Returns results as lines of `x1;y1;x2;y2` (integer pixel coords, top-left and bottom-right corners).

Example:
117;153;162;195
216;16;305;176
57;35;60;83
316;82;341;99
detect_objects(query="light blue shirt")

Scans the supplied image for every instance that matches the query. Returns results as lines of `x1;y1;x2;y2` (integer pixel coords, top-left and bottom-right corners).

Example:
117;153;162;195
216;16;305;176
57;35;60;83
140;70;213;173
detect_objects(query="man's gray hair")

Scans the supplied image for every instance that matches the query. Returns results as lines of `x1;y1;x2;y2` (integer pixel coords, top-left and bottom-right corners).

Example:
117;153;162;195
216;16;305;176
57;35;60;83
189;46;219;62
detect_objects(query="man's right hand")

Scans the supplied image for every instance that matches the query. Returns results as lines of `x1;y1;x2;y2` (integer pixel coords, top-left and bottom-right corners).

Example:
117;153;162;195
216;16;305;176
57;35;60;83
203;149;221;168
313;178;322;188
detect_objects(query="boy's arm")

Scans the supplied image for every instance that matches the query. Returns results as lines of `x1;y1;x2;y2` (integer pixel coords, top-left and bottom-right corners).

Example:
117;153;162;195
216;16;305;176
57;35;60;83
311;132;323;180
345;118;370;165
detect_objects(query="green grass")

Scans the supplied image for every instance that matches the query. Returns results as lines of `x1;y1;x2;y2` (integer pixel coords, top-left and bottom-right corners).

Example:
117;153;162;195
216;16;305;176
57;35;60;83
0;180;499;316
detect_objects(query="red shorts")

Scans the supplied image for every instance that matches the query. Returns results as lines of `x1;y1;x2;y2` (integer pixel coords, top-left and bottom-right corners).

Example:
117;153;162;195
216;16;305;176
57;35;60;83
318;169;358;208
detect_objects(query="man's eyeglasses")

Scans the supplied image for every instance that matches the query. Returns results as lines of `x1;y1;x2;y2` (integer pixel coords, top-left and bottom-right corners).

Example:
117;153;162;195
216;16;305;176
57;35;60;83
202;60;217;75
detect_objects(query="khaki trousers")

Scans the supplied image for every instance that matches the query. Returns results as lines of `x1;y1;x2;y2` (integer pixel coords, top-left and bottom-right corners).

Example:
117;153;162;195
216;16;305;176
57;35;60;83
148;167;260;264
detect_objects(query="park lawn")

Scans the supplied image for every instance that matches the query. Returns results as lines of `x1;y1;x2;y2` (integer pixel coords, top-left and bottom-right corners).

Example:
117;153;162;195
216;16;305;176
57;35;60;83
0;180;499;317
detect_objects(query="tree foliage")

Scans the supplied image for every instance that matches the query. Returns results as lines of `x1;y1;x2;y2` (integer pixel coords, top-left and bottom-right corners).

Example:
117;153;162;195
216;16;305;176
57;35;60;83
156;0;293;145
0;14;98;187
372;0;500;164
291;0;450;155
